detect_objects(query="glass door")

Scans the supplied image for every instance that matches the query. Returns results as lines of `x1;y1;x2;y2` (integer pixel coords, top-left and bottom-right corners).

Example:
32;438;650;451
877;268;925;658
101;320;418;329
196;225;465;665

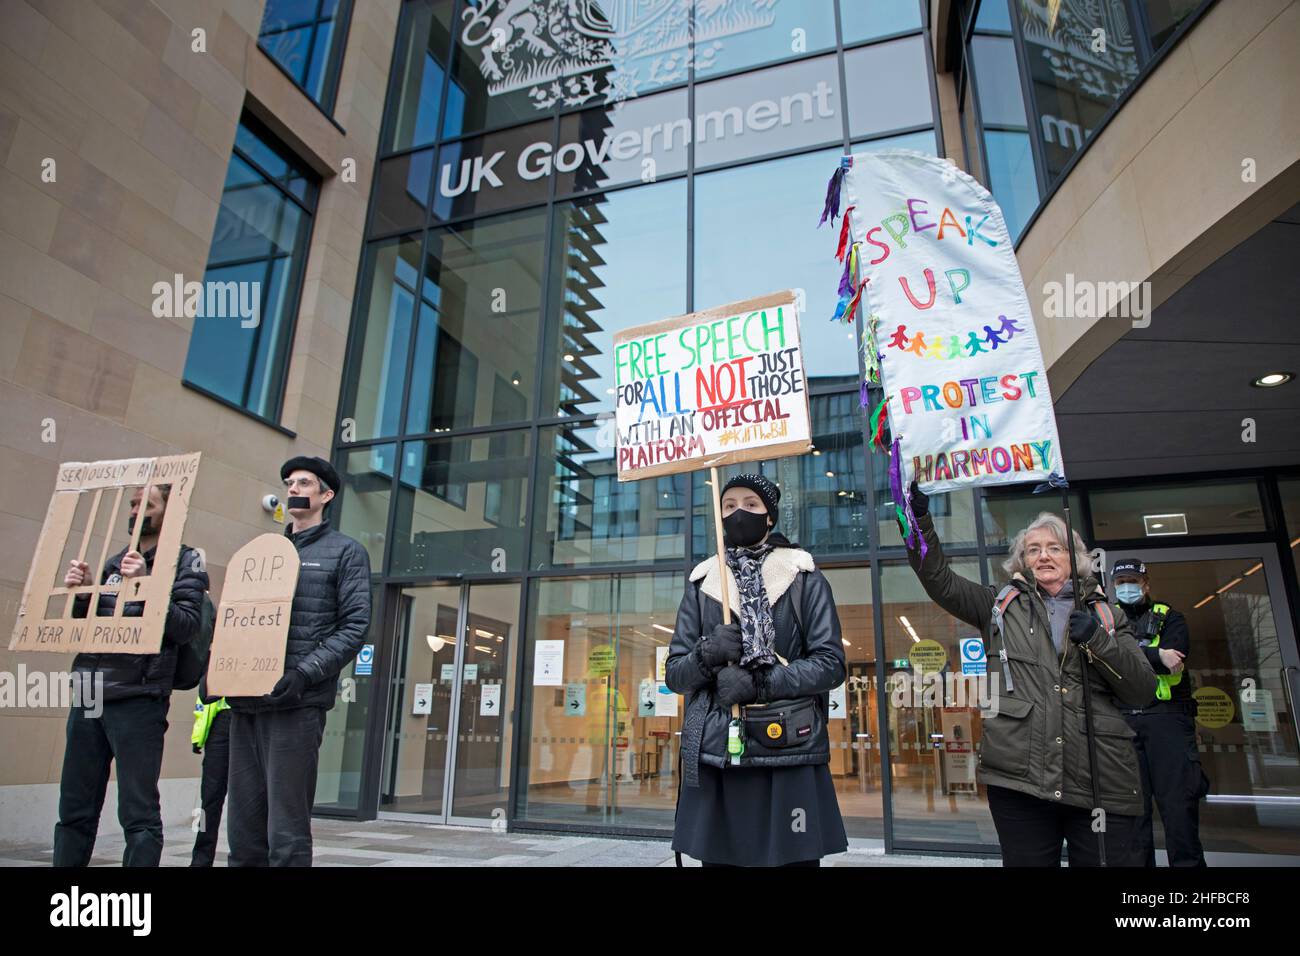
380;582;519;826
1121;545;1300;860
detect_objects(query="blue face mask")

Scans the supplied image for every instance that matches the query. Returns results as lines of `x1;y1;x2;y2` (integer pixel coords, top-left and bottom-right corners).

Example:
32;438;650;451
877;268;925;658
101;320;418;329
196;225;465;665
1116;583;1145;605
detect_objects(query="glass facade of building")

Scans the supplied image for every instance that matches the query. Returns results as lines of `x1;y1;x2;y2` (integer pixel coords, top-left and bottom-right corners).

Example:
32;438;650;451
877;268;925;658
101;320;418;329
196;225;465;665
313;0;1300;857
958;0;1216;240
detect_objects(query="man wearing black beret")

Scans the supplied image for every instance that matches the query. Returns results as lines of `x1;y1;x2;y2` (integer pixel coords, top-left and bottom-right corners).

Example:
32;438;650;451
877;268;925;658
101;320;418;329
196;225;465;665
225;455;371;866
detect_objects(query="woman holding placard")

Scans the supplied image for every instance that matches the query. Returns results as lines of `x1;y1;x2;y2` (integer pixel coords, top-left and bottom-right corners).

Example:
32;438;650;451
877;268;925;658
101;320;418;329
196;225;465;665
903;481;1155;866
666;474;848;867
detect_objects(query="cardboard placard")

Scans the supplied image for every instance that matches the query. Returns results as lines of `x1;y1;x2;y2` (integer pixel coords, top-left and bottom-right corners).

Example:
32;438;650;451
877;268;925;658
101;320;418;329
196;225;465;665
206;533;300;697
9;453;202;654
613;290;813;481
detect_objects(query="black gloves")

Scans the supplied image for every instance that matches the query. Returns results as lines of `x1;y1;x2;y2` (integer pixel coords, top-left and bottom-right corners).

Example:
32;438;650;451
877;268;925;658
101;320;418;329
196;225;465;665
1068;609;1097;645
715;664;761;707
908;480;929;518
266;668;308;704
698;622;743;670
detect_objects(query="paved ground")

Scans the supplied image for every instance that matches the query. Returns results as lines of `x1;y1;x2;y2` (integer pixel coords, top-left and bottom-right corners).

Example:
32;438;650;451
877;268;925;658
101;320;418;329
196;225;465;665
0;816;1000;867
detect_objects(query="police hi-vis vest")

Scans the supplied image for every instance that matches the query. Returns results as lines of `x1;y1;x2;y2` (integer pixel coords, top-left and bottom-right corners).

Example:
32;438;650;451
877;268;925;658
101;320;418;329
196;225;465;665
1139;602;1182;701
191;696;230;749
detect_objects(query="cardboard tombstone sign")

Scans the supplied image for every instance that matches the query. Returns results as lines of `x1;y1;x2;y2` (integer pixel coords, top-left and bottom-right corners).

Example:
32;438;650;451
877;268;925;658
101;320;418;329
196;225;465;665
206;534;300;697
9;453;202;654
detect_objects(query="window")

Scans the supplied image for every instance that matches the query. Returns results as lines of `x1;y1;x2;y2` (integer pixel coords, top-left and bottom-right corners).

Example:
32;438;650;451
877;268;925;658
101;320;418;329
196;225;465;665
542;181;688;418
695;147;858;383
842;35;934;138
339;235;422;441
258;0;353;112
1015;0;1139;181
966;16;1038;240
183;116;318;422
1144;0;1207;51
384;0;455;152
533;423;687;569
840;0;924;45
693;55;843;168
392;430;532;575
692;0;837;78
407;208;547;432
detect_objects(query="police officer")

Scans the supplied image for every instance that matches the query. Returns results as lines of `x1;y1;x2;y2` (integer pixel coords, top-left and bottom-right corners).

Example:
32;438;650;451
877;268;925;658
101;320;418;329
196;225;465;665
1112;558;1209;867
189;688;231;867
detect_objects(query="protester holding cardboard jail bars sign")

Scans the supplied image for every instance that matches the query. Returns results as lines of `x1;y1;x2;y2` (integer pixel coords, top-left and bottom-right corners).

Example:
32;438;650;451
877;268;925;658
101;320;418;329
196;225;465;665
823;150;1156;864
54;482;209;867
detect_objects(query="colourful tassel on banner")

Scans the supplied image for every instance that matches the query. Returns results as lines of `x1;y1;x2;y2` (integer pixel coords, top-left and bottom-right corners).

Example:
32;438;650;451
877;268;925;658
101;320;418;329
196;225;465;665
888;437;910;544
861;312;882;384
817;156;853;227
835;206;856;261
841;280;867;326
836;247;854;299
831;288;851;323
859;379;871;409
887;437;927;558
868;394;890;451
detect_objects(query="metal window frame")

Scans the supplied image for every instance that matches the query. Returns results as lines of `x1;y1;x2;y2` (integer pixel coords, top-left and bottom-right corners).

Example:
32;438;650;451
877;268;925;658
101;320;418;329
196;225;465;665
257;0;355;120
182;113;321;426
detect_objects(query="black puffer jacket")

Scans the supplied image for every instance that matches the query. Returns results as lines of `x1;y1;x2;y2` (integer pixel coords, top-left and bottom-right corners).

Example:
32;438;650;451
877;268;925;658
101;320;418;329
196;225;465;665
666;539;846;786
228;520;371;713
71;543;209;702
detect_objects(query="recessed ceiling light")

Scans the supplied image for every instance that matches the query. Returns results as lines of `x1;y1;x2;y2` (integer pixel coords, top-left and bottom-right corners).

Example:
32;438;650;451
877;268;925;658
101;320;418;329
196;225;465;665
1252;371;1293;387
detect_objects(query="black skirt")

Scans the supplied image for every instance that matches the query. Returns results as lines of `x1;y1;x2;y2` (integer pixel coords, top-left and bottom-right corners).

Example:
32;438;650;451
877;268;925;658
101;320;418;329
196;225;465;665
672;762;848;866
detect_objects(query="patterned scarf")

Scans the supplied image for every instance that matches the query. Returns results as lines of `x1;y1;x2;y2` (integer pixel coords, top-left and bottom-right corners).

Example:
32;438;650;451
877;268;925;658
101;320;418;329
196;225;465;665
725;542;779;669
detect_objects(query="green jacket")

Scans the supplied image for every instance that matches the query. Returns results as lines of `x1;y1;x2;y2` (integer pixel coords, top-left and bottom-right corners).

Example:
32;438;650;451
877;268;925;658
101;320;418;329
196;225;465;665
907;513;1157;816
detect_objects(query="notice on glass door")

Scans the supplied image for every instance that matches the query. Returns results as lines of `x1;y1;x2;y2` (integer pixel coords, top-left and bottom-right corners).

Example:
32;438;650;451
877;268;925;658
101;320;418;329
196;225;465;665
412;683;433;716
534;640;564;686
480;682;501;717
654;646;677;717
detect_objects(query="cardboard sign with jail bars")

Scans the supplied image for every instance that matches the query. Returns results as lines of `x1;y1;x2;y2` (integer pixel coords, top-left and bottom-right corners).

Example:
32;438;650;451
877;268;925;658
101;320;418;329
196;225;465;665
9;453;202;655
205;533;299;697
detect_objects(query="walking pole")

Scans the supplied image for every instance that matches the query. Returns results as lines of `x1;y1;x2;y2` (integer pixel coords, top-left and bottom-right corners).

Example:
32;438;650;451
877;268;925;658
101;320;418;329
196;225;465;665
709;466;744;763
1061;485;1106;867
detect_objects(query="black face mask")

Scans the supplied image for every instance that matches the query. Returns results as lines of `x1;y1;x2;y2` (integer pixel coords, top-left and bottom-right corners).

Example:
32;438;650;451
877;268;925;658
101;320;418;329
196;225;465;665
723;508;770;548
127;514;155;536
287;496;312;510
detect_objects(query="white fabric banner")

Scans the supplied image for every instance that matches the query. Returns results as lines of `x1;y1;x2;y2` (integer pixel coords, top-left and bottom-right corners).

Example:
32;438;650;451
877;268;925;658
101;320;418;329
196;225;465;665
843;150;1064;494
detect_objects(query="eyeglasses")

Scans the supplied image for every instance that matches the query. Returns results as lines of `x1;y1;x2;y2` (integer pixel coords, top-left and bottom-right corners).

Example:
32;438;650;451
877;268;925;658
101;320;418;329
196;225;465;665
1024;544;1067;559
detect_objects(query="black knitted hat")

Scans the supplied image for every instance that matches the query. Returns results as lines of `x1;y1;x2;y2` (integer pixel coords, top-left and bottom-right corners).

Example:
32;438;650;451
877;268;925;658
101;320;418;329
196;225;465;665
721;472;780;526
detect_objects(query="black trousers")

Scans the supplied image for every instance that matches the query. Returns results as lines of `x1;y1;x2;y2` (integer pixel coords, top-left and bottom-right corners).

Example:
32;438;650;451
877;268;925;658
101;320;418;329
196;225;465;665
987;784;1142;867
226;707;327;867
1126;709;1208;867
190;708;232;867
53;696;169;867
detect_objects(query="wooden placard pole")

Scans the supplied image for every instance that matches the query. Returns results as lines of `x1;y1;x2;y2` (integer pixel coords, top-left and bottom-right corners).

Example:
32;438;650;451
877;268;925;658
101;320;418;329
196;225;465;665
709;465;741;721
